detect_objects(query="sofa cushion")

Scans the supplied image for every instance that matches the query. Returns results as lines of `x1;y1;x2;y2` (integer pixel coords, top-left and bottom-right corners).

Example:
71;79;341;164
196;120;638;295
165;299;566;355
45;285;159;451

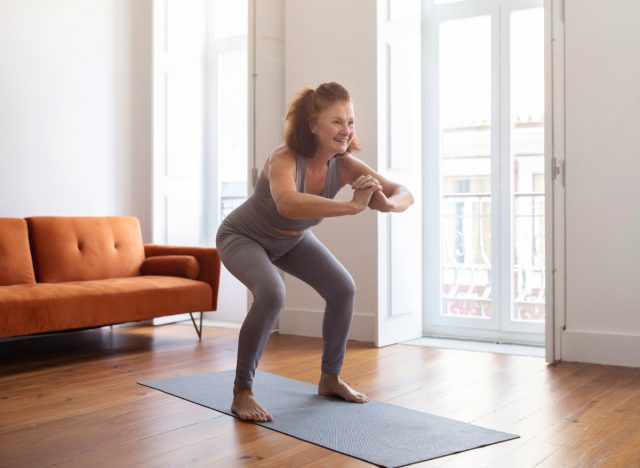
0;219;36;286
0;276;212;337
140;255;200;279
27;216;145;283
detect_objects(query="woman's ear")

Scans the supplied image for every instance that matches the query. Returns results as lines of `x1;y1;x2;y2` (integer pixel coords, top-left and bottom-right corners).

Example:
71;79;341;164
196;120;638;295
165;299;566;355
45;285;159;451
309;121;317;135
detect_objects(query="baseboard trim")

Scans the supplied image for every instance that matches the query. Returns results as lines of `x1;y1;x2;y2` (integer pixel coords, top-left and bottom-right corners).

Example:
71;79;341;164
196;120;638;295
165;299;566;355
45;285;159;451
278;308;374;343
562;330;640;367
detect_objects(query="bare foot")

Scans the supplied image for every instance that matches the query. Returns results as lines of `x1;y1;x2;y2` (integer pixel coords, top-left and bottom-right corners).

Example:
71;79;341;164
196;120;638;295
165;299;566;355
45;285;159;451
231;387;273;422
318;373;369;403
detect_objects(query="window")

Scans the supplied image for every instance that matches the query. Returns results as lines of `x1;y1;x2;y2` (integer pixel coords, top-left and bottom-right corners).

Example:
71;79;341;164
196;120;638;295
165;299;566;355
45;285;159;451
424;0;545;344
210;0;248;221
152;0;248;323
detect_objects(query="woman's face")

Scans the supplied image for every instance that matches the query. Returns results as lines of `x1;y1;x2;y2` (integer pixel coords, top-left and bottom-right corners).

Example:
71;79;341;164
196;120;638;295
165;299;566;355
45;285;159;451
310;100;355;156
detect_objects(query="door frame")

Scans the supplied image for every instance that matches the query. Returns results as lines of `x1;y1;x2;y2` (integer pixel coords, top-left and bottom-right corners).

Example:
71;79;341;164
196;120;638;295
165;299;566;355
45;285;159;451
422;0;553;350
545;0;566;363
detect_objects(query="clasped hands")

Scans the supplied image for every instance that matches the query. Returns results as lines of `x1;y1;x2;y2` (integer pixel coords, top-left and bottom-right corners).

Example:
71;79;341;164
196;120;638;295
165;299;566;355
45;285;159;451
350;174;396;213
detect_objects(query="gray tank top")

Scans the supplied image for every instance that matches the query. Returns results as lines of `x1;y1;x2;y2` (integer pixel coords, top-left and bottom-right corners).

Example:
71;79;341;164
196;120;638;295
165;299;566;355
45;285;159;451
250;153;343;230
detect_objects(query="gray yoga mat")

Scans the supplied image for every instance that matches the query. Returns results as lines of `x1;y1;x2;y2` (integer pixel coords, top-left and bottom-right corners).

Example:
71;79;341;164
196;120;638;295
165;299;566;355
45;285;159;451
139;370;518;467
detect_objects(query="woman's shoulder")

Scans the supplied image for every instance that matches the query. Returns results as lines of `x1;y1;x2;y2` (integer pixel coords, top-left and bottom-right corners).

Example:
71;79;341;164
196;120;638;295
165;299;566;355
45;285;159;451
337;152;362;172
271;144;296;159
268;145;297;166
265;145;296;178
337;152;374;185
337;152;357;185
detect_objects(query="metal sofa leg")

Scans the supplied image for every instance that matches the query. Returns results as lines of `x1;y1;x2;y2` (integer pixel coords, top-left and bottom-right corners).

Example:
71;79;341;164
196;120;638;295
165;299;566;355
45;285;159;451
189;312;203;340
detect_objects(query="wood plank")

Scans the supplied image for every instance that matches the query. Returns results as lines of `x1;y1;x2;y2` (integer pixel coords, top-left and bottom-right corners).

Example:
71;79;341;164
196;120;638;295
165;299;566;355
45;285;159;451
2;324;640;467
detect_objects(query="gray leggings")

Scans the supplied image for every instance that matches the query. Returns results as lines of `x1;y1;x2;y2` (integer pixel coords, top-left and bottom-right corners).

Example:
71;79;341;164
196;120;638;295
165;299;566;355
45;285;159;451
216;202;356;389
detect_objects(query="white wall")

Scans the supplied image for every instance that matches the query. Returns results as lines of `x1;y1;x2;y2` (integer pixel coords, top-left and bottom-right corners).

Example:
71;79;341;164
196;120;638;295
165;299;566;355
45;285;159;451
561;0;640;366
0;0;152;240
8;1;637;366
278;0;379;341
276;0;640;361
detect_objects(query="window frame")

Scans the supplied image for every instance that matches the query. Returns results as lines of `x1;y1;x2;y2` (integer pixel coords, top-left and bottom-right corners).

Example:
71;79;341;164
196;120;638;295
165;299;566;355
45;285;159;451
422;0;545;345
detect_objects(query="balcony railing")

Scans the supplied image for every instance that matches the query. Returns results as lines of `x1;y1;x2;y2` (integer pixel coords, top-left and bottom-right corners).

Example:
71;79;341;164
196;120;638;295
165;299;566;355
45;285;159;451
441;192;545;322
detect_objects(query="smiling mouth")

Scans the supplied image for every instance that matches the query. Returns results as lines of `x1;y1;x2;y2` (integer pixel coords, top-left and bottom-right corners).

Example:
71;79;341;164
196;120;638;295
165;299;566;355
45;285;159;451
334;137;349;144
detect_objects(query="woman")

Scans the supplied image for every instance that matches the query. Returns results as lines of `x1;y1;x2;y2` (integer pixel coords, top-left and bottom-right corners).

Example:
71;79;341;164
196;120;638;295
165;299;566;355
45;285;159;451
216;82;413;422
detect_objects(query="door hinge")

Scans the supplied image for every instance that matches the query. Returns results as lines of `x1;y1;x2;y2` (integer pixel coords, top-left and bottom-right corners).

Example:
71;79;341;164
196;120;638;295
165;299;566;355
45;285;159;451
552;157;565;187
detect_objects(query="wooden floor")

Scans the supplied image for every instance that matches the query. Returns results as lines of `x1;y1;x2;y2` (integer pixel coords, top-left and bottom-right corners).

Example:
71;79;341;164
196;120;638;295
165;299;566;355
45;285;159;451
1;324;639;468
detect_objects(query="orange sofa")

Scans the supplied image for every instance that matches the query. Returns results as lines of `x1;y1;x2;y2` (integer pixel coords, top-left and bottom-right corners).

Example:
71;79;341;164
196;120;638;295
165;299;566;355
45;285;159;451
0;216;220;339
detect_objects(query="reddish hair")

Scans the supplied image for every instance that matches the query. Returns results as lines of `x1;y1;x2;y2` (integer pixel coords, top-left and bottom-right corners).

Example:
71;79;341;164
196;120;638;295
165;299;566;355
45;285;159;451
284;82;361;158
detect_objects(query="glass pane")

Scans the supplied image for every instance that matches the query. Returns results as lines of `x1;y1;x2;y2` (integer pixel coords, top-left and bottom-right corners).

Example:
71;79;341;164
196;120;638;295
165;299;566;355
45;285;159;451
167;0;206;53
439;16;492;319
511;8;545;323
213;0;247;39
218;48;248;219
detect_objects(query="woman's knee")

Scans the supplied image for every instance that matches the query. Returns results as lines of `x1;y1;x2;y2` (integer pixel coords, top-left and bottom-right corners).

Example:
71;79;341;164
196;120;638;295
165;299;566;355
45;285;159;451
329;273;356;303
254;283;286;311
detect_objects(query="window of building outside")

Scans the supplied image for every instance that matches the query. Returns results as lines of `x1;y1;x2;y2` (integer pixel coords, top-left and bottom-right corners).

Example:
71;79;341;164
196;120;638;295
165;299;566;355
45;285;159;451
425;0;544;344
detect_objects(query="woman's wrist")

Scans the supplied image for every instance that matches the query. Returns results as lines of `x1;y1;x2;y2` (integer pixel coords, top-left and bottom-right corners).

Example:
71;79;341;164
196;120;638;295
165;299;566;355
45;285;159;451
347;200;362;215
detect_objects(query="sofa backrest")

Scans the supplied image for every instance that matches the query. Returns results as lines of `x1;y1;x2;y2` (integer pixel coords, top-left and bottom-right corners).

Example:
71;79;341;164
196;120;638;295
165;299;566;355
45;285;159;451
27;216;145;283
0;218;36;286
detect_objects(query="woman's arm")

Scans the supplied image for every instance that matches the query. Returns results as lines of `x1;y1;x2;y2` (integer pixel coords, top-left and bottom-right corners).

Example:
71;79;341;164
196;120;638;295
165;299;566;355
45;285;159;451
367;186;413;213
341;154;414;213
268;148;379;219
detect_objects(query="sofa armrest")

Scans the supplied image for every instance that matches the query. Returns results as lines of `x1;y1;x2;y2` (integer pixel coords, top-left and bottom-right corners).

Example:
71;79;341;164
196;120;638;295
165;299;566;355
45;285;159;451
140;255;200;279
144;244;221;310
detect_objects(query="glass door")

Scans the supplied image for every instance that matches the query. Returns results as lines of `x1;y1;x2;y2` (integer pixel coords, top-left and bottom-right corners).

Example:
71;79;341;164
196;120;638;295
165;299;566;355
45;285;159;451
424;0;545;345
